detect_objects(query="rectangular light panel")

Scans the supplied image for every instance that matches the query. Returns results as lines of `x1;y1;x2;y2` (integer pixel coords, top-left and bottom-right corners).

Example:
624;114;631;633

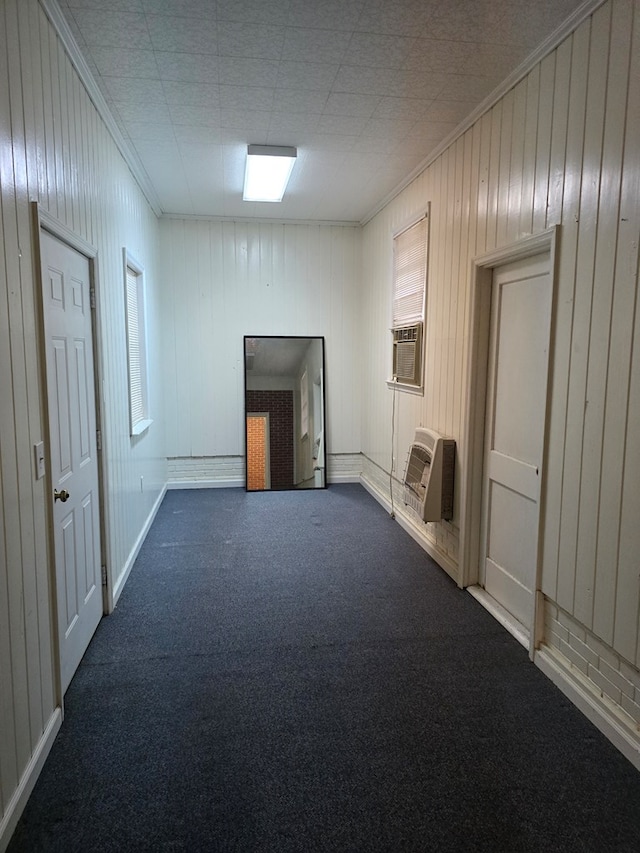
243;144;297;202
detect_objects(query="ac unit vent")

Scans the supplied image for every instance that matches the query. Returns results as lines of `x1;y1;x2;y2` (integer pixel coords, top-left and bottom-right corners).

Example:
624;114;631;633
393;323;422;385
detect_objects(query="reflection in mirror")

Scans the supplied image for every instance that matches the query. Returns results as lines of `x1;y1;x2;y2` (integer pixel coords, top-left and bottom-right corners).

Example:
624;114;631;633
244;336;326;491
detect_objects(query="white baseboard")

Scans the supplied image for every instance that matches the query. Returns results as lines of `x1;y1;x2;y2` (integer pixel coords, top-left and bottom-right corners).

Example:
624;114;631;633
0;708;62;853
467;585;529;648
535;645;640;771
167;478;244;490
111;485;167;610
327;473;362;484
360;474;459;583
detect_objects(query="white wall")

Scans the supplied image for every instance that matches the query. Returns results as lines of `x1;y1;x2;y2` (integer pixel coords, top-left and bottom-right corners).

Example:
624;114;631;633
158;218;361;481
361;0;640;717
0;0;165;842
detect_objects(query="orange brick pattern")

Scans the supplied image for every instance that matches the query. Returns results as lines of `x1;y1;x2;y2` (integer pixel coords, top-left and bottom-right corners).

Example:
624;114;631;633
246;390;294;489
246;416;267;490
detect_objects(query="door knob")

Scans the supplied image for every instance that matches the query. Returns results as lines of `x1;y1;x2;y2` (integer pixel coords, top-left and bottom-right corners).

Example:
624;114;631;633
54;489;70;502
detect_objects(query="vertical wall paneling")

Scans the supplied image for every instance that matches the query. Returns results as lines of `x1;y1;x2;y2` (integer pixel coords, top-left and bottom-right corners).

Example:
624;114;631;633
360;0;640;698
596;1;640;651
540;20;590;603
575;0;631;628
0;0;165;840
159;219;361;469
556;3;611;616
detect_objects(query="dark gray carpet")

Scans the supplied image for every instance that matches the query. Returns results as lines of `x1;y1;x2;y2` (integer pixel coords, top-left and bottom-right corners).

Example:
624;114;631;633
8;484;640;852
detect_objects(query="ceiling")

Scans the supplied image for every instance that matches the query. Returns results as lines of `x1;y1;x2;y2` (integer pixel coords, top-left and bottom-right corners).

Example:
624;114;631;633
245;336;316;377
56;0;587;223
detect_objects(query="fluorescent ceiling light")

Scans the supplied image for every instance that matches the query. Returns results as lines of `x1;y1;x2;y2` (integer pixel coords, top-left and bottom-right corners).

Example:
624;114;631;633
243;144;297;202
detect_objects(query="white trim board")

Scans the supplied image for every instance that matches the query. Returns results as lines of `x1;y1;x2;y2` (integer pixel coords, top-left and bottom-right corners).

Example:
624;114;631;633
360;473;458;583
167;479;244;490
536;646;640;772
111;484;167;610
0;709;62;853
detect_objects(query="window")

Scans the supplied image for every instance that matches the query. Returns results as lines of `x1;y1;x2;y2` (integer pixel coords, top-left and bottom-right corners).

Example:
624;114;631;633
124;250;152;436
389;213;428;392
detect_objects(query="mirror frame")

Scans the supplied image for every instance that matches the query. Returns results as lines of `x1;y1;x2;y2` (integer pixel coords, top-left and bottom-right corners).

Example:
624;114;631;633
244;335;327;492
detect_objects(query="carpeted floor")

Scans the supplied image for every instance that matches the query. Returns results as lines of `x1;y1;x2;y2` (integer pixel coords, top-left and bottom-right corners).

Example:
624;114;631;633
7;485;640;852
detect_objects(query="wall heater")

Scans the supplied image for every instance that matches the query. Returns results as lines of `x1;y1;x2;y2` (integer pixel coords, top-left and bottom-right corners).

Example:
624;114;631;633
403;427;455;522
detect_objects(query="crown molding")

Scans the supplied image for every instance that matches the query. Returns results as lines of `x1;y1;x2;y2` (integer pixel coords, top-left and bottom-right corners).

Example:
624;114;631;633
39;0;163;217
361;0;608;226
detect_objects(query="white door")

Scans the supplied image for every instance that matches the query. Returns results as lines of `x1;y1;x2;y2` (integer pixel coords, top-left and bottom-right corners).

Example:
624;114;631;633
480;252;552;637
41;230;103;693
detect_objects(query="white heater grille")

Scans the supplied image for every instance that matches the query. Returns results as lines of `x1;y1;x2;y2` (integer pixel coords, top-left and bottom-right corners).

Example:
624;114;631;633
403;427;455;522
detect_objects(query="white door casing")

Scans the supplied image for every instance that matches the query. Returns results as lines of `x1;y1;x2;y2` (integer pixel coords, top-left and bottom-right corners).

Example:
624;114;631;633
41;229;103;694
479;251;552;640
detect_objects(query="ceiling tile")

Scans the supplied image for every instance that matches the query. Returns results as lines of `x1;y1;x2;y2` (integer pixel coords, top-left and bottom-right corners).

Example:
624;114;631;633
424;0;506;43
322;92;380;117
403;38;470;74
436;74;502;102
162;81;220;107
219;58;280;87
220;108;272;132
174;124;222;143
288;0;366;31
360;116;416;140
303;133;358;151
372;96;431;121
272;89;330;114
332;65;403;97
277;62;340;92
315;113;370;136
126;121;177;141
113;100;172;124
70;10;152;49
354;0;436;37
423;100;477;123
267;112;321;134
217;21;286;60
58;0;588;222
345;32;417;69
141;0;215;17
63;0;144;10
90;47;158;78
168;103;221;125
281;28;351;65
155;51;219;83
103;76;167;105
219;85;275;111
146;14;217;53
217;0;292;26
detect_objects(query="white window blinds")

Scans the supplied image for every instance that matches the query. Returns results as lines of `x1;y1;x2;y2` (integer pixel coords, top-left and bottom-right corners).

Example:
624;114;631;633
392;216;428;327
126;266;145;429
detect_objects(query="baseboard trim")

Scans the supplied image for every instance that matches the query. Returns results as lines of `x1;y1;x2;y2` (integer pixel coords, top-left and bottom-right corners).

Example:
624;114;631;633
111;485;167;610
167;479;244;490
535;645;640;771
467;585;529;648
327;473;362;484
360;474;459;583
0;708;62;853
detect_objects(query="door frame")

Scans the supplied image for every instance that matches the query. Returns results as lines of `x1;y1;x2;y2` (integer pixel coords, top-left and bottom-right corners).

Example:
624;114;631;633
458;226;559;658
31;203;110;703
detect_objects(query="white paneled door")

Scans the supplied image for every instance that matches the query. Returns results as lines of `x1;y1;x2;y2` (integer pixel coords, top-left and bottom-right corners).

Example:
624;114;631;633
481;252;552;638
41;230;103;693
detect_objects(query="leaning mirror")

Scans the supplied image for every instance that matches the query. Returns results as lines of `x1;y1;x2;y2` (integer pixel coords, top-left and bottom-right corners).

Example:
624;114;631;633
244;336;326;491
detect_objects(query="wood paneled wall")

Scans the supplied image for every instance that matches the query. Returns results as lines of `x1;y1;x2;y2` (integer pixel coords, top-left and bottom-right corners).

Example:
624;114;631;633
0;0;165;837
361;0;640;667
158;218;361;463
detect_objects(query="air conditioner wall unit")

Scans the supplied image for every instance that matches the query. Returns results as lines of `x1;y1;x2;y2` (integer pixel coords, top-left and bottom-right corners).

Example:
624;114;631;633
392;323;422;385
